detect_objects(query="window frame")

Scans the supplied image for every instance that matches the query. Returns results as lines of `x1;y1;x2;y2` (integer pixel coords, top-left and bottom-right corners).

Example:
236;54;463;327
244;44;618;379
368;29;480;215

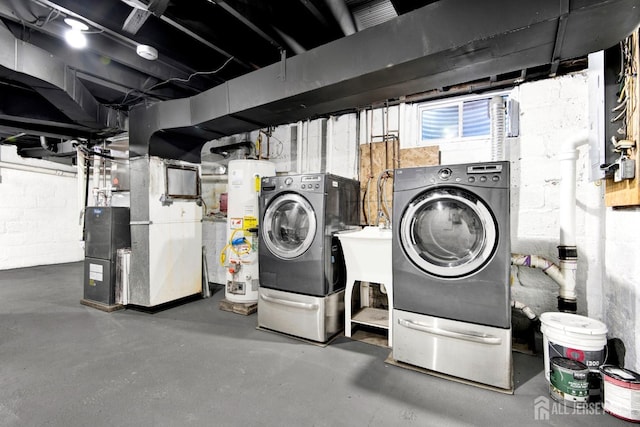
417;90;511;146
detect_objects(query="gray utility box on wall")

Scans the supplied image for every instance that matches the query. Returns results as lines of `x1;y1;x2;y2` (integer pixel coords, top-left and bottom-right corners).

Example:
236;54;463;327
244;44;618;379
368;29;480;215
83;207;131;305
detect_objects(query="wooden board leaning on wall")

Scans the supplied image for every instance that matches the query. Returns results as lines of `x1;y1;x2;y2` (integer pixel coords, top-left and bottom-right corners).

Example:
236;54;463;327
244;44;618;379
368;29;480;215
359;140;439;225
605;28;640;207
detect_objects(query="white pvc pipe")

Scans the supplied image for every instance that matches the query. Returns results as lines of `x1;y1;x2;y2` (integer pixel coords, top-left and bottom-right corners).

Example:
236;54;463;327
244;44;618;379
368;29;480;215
511;300;538;321
558;258;578;301
0;160;76;177
511;253;565;288
558;130;589;247
557;130;588;303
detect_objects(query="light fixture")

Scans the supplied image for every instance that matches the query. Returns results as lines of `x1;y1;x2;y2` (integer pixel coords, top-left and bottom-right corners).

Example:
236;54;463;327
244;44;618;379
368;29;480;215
63;18;89;49
136;44;158;61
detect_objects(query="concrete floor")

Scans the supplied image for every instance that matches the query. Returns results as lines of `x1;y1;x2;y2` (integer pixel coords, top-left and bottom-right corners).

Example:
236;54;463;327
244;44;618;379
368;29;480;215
0;262;627;427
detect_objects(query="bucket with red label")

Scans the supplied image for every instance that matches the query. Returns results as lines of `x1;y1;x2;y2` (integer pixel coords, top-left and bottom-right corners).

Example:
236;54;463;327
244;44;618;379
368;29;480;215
600;365;640;423
540;312;608;402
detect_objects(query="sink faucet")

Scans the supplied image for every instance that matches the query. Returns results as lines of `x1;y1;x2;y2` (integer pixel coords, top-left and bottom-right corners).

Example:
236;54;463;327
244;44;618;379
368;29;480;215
377;169;393;229
378;211;390;229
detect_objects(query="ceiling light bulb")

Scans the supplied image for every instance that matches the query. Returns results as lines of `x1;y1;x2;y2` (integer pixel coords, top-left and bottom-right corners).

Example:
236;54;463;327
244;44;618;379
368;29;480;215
65;29;87;49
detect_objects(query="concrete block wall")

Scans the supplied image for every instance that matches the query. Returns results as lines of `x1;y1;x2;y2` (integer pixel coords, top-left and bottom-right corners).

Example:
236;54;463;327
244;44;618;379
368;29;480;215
0;145;84;270
605;210;640;370
511;72;638;371
509;73;600;320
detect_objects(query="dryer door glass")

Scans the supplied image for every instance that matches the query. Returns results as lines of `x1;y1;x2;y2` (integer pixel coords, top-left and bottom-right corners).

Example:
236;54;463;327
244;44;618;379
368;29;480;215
262;193;317;259
400;188;497;278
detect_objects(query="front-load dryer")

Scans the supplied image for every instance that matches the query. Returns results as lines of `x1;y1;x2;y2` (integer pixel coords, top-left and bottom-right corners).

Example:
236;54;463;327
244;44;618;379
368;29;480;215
391;161;512;391
258;173;360;342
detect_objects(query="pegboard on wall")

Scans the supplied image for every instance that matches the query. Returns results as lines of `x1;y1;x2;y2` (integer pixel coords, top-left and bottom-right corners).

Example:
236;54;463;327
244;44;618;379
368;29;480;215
605;28;640;207
359;140;439;225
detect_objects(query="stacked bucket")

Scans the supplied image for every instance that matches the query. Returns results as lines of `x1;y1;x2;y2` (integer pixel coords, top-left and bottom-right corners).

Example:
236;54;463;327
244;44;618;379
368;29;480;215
540;312;640;422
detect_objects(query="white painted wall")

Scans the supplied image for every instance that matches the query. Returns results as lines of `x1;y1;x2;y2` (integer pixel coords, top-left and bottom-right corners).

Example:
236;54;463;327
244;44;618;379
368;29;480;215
326;113;359;179
298;119;325;173
0;145;84;270
605;209;640;370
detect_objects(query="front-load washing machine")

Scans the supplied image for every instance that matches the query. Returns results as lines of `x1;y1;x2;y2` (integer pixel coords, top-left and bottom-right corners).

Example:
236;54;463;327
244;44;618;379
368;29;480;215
258;173;360;342
391;161;512;391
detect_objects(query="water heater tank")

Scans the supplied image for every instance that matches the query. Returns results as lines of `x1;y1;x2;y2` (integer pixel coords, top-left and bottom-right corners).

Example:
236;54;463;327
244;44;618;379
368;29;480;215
224;159;276;303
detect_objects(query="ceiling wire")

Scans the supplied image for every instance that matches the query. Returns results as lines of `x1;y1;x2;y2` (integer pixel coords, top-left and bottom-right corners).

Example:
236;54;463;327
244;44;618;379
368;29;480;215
116;55;236;108
145;56;235;91
35;8;60;27
15;5;61;42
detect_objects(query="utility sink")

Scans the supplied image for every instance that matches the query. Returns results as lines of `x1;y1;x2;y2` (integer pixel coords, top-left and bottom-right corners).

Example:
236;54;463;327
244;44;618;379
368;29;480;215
337;226;393;346
337;226;393;284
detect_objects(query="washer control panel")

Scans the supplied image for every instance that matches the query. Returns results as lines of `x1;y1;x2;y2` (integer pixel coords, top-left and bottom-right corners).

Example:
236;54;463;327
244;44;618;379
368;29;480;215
262;175;324;192
300;175;323;191
425;163;506;186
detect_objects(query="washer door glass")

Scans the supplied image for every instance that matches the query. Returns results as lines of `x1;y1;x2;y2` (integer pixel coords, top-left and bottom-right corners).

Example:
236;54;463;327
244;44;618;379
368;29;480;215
400;187;497;278
262;193;317;259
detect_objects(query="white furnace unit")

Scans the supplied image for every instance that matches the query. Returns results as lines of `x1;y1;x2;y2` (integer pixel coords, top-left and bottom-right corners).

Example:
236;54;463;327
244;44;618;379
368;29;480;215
128;156;203;308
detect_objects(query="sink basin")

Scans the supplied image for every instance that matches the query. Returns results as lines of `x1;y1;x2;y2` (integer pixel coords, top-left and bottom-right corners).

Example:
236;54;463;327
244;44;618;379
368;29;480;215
337;226;394;346
337;226;392;284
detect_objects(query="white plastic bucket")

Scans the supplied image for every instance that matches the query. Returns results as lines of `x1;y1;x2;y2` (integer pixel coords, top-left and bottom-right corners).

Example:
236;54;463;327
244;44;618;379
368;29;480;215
540;312;608;381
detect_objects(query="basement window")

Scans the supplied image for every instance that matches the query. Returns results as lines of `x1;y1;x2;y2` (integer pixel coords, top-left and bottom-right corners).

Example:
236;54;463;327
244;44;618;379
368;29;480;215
418;91;512;145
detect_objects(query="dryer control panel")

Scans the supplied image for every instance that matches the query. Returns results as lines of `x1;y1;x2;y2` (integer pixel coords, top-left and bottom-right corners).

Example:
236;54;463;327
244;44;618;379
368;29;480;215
394;161;509;191
464;164;506;186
